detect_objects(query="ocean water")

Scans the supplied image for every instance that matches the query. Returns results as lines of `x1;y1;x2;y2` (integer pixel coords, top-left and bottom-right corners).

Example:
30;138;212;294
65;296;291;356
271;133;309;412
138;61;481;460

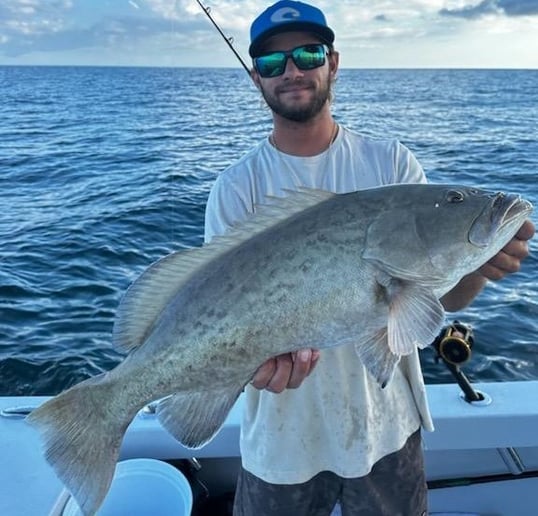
0;66;536;396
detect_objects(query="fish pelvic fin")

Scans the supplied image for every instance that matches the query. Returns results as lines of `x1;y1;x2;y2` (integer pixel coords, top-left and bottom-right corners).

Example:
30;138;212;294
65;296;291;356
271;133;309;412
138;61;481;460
157;384;243;449
27;374;134;516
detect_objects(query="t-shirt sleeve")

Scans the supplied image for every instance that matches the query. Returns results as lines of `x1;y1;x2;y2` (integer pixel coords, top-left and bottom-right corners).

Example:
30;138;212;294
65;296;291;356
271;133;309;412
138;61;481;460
204;174;250;243
394;141;427;185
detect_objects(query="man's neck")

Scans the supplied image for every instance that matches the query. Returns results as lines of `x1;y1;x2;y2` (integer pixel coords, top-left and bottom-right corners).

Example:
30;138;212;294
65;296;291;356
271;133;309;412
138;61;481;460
271;110;337;157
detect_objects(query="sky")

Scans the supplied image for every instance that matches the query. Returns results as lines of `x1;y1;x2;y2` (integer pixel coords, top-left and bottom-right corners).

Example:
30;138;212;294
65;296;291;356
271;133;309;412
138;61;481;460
0;0;537;68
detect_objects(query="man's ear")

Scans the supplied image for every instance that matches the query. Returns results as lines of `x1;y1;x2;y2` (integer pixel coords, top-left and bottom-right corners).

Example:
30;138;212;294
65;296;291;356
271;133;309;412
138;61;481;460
329;50;339;79
250;68;261;89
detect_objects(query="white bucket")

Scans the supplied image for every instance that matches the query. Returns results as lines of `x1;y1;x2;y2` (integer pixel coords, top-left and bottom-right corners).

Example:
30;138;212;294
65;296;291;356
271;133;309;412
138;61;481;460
62;458;193;516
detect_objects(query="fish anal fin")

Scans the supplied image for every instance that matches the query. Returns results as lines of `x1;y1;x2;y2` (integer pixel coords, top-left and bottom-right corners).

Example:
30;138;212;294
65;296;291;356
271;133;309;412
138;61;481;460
157;386;243;449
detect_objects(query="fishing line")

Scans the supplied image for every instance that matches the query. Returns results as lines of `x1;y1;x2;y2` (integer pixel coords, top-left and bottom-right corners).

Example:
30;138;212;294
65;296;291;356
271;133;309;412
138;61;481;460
195;0;252;77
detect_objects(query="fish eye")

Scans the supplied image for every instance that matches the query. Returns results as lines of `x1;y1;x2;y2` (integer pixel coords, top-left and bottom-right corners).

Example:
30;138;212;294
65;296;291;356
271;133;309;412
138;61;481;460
446;190;465;203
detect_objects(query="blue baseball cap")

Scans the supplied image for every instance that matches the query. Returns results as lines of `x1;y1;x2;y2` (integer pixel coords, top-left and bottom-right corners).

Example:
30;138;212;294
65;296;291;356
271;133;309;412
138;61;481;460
249;1;335;57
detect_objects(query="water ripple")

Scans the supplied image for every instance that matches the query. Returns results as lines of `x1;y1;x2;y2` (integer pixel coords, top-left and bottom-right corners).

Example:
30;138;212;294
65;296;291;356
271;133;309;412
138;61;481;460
1;66;536;395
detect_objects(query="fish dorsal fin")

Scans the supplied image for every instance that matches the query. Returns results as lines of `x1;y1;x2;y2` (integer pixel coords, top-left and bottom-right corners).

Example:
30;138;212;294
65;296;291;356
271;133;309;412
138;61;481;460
113;248;206;352
113;188;335;352
221;187;335;241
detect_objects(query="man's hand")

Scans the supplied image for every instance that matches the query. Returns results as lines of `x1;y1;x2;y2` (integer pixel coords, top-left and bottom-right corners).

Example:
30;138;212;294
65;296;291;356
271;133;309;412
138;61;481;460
250;349;320;393
442;219;535;312
479;219;535;281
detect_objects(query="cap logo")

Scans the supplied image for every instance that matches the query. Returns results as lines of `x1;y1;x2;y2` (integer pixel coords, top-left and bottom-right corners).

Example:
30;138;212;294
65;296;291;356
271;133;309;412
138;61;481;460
270;7;301;23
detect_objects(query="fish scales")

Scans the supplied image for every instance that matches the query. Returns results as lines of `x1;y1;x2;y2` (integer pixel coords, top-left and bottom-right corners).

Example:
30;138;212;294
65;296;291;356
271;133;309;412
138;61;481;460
27;184;533;515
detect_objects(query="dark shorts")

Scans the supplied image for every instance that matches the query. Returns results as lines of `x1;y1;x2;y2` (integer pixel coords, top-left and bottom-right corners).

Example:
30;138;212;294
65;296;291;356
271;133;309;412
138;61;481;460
233;429;427;516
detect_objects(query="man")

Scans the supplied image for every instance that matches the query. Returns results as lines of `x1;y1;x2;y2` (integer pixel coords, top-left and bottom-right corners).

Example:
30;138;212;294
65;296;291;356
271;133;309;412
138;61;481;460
204;2;535;515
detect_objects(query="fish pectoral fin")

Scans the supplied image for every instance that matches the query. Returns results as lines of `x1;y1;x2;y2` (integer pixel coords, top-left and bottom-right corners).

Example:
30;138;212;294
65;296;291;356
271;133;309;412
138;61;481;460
156;386;243;449
385;279;445;355
354;279;444;388
355;329;400;388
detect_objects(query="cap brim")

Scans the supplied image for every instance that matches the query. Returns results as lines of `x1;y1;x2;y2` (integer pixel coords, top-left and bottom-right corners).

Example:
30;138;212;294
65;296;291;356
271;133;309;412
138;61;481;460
249;23;335;57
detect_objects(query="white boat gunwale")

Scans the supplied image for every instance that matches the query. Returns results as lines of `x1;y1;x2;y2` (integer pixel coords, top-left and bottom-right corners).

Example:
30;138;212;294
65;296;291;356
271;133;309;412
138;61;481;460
2;380;538;515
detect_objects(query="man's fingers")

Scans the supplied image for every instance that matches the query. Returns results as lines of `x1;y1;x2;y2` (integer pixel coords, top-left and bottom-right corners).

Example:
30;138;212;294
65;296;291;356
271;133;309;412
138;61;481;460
287;349;314;389
265;354;294;393
250;358;277;390
250;355;294;393
479;222;534;281
250;350;321;393
502;237;530;261
307;349;321;376
481;250;521;278
515;219;535;241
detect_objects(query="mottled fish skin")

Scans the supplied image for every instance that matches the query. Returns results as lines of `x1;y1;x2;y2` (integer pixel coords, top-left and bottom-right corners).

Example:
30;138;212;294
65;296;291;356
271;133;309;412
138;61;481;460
27;184;532;515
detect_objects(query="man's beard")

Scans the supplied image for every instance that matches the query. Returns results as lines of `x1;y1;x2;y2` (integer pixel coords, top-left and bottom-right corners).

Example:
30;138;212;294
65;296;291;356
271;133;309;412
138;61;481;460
260;76;332;122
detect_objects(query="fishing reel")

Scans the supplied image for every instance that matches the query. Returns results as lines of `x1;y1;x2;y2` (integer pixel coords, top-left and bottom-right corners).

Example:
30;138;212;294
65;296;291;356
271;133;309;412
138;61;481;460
433;320;474;366
432;320;483;403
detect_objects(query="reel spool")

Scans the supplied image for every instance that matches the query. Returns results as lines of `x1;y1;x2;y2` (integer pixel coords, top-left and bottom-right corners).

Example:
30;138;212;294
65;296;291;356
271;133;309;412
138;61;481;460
434;320;474;366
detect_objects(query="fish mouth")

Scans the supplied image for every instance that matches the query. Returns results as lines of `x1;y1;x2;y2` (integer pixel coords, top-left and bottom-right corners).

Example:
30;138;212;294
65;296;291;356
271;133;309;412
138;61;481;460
469;192;533;247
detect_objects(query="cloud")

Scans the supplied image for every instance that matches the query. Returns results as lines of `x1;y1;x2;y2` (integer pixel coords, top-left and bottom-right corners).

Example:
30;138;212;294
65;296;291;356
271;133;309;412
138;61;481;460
440;0;538;19
0;0;73;40
0;0;73;23
0;0;256;59
498;0;538;15
0;0;536;66
0;0;206;58
0;15;203;57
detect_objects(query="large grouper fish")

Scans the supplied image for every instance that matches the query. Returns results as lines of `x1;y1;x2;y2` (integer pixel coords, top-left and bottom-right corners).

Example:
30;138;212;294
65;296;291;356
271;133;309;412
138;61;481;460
28;184;532;515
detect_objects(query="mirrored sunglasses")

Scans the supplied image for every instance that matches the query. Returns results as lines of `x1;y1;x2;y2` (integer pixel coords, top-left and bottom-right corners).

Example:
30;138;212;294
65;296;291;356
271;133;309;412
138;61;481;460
254;44;329;78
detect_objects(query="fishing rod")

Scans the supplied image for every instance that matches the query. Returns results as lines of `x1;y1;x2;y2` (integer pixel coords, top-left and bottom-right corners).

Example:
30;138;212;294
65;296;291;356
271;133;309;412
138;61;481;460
195;0;251;76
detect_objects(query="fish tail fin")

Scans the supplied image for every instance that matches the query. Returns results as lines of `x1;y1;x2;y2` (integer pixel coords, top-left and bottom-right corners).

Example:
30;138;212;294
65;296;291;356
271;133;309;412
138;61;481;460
27;374;134;515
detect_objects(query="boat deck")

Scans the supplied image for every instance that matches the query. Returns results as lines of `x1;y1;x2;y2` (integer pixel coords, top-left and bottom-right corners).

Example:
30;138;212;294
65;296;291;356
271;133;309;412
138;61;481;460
2;381;538;515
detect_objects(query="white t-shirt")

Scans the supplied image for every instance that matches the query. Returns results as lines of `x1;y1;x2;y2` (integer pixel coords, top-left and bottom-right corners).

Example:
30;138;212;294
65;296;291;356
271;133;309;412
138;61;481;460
204;126;434;484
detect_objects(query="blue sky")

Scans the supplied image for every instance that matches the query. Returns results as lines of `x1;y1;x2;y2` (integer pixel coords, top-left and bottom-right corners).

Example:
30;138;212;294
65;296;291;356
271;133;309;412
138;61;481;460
1;0;537;68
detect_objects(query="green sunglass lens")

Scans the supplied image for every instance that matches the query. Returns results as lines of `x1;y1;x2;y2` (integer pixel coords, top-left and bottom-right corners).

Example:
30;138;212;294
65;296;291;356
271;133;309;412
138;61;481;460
293;46;326;69
255;45;327;78
256;53;285;77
